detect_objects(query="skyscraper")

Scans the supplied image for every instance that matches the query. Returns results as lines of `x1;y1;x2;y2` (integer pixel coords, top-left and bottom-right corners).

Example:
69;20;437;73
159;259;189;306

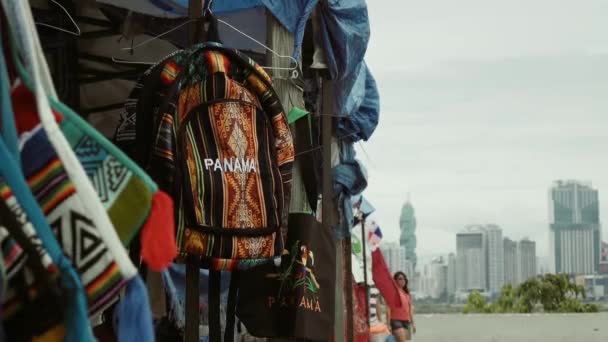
485;225;505;293
517;238;537;283
399;200;417;270
447;253;457;295
504;237;518;285
549;180;601;275
456;227;486;291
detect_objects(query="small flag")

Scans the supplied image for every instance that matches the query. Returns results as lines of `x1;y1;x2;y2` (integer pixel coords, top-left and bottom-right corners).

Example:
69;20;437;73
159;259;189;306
367;221;383;251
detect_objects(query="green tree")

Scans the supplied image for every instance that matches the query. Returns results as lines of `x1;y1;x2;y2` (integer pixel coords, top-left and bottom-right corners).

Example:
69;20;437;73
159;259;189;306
464;273;597;314
537;274;586;312
515;277;541;313
463;291;490;313
490;284;516;313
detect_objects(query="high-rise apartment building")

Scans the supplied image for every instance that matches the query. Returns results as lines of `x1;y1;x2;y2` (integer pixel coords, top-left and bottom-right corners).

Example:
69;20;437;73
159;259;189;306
517;238;537;283
417;257;448;299
456;228;486;291
447;253;457;295
504;237;518;285
485;225;505;293
456;224;505;293
549;180;601;275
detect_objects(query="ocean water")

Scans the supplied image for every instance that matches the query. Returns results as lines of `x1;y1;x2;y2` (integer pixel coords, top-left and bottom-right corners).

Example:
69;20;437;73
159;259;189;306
411;313;608;342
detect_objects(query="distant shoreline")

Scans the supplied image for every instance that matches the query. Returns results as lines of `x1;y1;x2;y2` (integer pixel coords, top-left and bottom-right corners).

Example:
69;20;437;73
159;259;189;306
415;302;608;314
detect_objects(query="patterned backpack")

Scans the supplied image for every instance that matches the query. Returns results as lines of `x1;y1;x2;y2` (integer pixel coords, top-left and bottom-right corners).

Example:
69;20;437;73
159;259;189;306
148;43;294;270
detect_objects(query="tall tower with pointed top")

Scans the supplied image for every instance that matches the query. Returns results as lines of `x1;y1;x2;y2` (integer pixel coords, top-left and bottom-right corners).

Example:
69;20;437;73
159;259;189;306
400;198;417;271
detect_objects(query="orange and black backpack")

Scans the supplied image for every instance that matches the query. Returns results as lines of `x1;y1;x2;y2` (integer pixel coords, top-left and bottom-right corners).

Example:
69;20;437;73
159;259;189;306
148;43;294;271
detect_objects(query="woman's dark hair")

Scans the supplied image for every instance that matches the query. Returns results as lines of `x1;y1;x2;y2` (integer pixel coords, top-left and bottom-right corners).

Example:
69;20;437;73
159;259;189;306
393;271;410;294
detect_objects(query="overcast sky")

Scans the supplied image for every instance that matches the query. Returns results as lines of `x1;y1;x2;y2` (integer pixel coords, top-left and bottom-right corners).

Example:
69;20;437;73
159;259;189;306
359;0;608;264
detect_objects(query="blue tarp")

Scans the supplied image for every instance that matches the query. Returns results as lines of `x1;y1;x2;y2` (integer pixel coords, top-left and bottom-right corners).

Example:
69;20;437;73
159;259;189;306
315;0;379;142
335;62;379;142
149;0;317;59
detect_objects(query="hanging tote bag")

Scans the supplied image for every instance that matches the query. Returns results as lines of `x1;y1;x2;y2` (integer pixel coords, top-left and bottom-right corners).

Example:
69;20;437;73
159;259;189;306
236;213;336;340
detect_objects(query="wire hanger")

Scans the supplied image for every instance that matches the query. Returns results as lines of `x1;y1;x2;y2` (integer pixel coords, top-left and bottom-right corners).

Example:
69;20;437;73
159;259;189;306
206;0;299;76
34;0;81;36
116;0;300;77
111;57;155;65
119;19;197;53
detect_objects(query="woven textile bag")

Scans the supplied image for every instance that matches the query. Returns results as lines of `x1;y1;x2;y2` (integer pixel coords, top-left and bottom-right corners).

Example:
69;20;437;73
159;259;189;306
6;6;176;272
4;3;134;314
3;4;155;341
4;2;157;339
0;29;91;341
149;44;295;270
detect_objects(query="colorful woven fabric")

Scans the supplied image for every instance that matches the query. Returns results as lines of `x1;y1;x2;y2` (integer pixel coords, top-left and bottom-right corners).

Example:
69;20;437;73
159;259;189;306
0;182;67;341
148;44;294;270
19;124;127;314
60;106;154;245
56;94;176;270
11;84;134;315
0;180;58;315
10;49;177;270
113;47;198;164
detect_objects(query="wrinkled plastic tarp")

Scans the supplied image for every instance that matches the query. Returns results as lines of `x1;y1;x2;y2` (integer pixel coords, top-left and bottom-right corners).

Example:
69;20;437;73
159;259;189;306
109;0;318;59
335;62;379;142
315;0;379;142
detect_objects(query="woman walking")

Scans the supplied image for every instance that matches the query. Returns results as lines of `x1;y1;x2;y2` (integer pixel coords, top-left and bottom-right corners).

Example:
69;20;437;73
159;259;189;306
372;250;415;342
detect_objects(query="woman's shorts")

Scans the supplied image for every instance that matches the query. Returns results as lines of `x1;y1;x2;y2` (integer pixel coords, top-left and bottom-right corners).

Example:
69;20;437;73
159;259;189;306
390;319;410;331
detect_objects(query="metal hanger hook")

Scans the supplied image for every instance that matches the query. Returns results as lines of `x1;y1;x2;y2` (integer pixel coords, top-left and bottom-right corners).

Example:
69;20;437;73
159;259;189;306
34;0;81;36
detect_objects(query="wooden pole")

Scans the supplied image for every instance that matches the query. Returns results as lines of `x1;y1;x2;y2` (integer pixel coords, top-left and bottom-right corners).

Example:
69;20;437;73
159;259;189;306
321;77;343;342
188;0;203;45
360;215;370;328
344;238;354;342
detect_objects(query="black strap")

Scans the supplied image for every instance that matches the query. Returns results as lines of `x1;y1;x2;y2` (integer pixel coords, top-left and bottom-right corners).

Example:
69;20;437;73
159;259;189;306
224;271;239;342
0;200;53;286
208;270;222;342
293;115;318;212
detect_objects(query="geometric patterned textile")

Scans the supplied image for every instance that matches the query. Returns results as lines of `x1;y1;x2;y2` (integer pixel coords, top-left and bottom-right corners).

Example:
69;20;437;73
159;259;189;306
148;44;295;270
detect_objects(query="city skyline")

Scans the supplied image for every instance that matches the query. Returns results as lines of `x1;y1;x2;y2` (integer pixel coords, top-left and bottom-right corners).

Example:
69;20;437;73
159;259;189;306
452;224;537;296
370;180;605;263
359;0;608;261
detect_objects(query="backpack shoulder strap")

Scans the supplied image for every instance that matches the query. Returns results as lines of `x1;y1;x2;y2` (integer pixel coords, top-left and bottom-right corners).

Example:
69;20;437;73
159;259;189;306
208;269;222;342
224;270;240;342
